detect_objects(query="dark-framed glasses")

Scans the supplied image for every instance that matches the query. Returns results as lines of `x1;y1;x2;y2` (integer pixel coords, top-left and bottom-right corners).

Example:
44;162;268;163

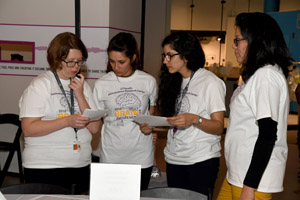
62;59;86;68
233;38;246;46
161;53;180;62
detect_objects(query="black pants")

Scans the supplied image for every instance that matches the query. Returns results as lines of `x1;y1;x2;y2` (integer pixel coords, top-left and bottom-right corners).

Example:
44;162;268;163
141;166;152;191
297;117;300;158
166;157;219;196
24;165;90;194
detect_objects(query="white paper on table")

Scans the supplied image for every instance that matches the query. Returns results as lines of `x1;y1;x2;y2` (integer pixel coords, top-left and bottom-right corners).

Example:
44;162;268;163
134;115;173;127
82;109;109;121
89;163;141;200
0;192;6;200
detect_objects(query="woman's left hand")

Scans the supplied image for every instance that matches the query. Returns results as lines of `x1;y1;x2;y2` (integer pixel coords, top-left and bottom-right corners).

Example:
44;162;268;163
167;113;198;128
69;74;85;98
140;122;153;135
239;185;255;200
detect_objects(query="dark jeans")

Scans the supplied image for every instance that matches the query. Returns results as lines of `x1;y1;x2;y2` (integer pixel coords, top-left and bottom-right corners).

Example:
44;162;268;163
166;157;219;196
24;165;90;194
141;166;152;191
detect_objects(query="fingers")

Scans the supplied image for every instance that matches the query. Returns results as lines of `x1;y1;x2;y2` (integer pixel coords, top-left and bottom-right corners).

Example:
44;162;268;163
77;74;85;81
70;114;90;129
139;122;153;135
167;115;182;125
167;114;194;127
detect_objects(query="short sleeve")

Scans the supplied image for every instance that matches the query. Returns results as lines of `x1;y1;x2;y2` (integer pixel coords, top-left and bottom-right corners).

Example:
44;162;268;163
83;82;97;110
149;77;158;106
93;81;106;110
250;72;281;122
19;78;49;118
204;78;226;115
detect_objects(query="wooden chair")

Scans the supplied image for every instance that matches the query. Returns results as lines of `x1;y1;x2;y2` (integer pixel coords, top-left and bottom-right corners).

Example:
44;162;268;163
0;113;24;187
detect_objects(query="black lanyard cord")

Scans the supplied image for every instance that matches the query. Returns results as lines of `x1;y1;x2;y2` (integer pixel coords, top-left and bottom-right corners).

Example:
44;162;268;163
53;71;78;138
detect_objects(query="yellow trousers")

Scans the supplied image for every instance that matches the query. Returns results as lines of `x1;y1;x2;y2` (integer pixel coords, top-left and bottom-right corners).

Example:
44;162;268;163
217;177;272;200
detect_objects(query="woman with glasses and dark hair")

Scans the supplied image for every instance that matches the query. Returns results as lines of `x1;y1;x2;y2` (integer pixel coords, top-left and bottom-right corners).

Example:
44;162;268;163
156;31;226;196
217;12;293;200
93;32;157;190
19;32;100;194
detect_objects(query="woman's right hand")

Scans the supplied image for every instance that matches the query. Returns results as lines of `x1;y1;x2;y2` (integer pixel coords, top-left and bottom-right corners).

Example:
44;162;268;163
139;122;153;135
66;114;90;129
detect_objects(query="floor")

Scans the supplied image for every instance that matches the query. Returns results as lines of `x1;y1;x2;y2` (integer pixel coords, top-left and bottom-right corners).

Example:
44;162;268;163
1;115;300;200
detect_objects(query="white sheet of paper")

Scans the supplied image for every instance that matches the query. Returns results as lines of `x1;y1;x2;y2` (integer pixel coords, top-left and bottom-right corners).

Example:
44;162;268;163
89;163;141;200
0;192;6;200
82;109;109;121
134;115;173;127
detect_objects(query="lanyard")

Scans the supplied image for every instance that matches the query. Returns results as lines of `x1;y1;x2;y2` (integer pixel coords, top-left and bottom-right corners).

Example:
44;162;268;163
173;71;195;135
53;71;78;139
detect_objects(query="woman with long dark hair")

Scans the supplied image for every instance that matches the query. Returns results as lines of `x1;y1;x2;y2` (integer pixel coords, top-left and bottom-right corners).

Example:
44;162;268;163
217;12;293;200
157;31;226;196
93;32;157;190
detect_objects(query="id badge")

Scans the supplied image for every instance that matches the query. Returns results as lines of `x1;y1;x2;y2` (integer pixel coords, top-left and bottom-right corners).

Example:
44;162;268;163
73;139;81;152
169;137;176;154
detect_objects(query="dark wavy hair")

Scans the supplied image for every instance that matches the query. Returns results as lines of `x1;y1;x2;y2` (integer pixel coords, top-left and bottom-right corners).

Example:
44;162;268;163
106;32;141;73
156;31;205;117
236;12;293;82
47;32;88;72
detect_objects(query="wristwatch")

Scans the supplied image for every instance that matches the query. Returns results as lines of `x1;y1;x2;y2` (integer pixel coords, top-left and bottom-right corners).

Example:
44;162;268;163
195;116;202;126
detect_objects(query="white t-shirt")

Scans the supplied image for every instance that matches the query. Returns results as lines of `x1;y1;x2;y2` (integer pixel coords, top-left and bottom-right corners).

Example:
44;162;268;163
225;65;289;193
164;68;226;165
93;70;158;168
19;71;96;168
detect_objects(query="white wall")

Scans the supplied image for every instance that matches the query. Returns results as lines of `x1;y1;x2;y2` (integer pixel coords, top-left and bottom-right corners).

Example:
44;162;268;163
144;0;171;80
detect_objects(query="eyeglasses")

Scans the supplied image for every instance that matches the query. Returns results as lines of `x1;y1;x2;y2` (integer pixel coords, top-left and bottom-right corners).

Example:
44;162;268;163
161;53;180;62
62;59;86;68
233;38;246;46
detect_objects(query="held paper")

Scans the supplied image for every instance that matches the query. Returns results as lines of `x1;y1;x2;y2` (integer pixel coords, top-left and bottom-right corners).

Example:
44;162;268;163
134;115;173;127
82;109;109;121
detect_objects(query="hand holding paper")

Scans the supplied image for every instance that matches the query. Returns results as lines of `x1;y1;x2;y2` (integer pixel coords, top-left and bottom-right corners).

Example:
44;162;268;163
82;109;109;122
134;115;173;127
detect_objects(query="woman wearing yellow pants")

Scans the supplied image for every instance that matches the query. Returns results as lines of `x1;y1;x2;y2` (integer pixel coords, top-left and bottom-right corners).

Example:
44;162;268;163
217;12;293;200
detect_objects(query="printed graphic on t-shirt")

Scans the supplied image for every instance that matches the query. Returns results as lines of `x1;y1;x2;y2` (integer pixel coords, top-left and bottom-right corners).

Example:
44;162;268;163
52;90;80;118
114;93;142;121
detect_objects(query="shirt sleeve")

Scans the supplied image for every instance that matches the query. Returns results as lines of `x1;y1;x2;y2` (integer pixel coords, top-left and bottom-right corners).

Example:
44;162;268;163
250;69;281;122
204;77;226;115
19;77;49;118
149;77;158;107
83;81;97;110
93;81;105;110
